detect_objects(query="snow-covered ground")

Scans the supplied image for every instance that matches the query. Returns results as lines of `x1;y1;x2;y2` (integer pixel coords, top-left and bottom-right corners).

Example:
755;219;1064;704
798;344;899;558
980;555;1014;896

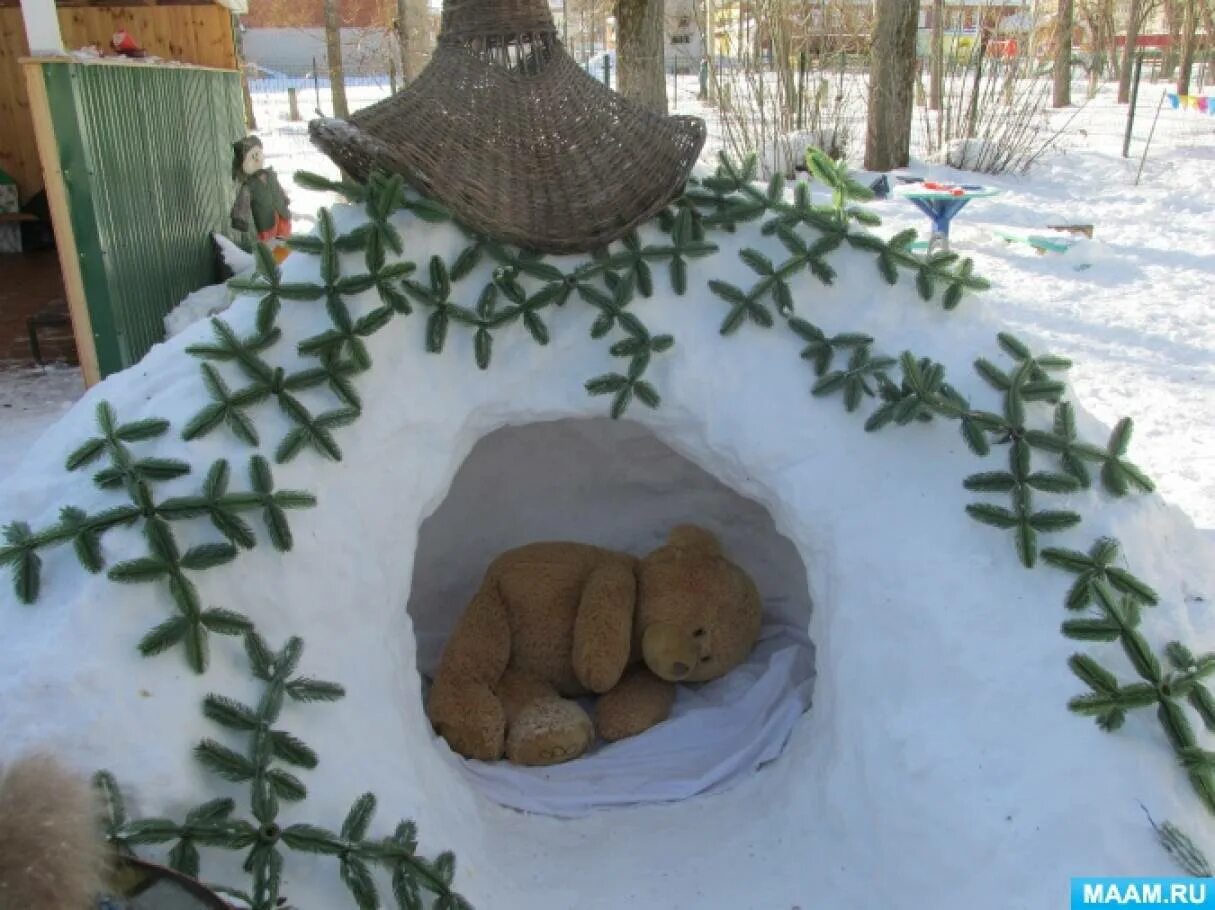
2;78;1212;533
0;365;83;477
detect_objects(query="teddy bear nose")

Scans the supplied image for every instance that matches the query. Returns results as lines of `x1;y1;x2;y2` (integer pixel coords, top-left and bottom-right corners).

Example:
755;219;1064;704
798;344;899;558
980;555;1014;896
642;623;701;682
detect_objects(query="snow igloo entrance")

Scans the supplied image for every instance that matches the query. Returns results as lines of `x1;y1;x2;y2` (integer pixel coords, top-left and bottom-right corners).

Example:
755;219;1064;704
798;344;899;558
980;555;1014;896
406;418;816;816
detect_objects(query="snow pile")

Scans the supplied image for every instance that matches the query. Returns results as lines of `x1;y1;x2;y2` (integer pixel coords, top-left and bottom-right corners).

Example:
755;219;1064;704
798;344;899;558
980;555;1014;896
163;234;256;338
1;192;1214;909
759;127;850;178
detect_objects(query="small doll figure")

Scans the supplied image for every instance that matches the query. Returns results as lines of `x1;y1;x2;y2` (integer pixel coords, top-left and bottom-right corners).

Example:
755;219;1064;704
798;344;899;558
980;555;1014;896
230;136;291;261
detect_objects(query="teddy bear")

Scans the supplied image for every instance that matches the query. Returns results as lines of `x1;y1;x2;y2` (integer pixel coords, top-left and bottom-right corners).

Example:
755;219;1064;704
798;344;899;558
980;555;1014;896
427;525;762;766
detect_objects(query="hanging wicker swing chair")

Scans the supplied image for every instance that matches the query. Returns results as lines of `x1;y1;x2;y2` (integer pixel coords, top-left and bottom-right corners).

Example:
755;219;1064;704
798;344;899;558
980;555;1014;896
309;0;706;254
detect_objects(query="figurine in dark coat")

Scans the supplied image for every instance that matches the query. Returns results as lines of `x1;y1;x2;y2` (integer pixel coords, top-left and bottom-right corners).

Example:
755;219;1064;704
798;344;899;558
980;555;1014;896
230;136;291;246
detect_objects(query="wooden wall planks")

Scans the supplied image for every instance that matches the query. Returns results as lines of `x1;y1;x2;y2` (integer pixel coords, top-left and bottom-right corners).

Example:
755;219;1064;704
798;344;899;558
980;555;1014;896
0;4;236;201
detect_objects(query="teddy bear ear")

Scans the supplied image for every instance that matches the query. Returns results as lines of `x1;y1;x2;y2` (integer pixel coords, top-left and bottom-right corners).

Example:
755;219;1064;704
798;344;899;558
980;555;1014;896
666;524;721;556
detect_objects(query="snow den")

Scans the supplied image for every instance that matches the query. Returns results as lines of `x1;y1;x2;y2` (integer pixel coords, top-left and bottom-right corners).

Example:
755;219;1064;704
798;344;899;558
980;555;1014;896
405;418;817;814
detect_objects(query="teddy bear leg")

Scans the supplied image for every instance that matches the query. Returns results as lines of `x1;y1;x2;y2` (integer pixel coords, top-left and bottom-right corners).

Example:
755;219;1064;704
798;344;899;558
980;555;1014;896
594;666;677;743
429;680;507;761
427;583;512;761
497;668;595;767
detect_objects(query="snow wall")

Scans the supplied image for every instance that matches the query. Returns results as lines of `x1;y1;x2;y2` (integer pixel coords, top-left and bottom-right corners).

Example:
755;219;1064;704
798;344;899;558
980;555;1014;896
2;195;1214;909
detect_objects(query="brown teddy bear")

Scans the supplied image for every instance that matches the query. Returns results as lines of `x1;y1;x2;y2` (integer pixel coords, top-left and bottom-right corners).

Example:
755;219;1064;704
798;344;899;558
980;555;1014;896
427;525;762;766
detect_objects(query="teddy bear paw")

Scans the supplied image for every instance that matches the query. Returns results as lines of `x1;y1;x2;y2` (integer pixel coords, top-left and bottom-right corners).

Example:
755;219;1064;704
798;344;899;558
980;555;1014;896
505;700;595;766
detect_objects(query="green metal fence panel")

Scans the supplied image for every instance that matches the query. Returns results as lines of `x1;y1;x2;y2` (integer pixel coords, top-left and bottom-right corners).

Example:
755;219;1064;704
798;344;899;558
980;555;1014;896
41;61;245;376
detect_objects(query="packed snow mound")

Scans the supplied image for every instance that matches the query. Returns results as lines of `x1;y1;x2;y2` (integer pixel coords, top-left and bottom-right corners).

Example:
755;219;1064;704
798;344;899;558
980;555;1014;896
1;190;1214;910
163;233;256;338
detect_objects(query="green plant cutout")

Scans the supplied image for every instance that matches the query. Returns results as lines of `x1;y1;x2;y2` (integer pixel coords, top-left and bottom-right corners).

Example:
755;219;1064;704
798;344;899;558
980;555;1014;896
1144;809;1214;877
709;228;839;329
293;170;371;204
866;352;962;432
187;319;361;463
1041;537;1159;611
1066;588;1215;812
787;318;873;379
1098;418;1156;496
96;633;471;910
592;210;718;296
964;439;1081;568
228;242;325;335
2;402;314;670
804;148;878;227
689;152;989;310
1025;402;1104;488
811;346;898;412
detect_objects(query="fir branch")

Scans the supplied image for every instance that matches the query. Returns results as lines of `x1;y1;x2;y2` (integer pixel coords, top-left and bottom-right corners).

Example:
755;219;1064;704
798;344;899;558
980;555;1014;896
1144;809;1214;878
92;631;468;910
690;151;990;309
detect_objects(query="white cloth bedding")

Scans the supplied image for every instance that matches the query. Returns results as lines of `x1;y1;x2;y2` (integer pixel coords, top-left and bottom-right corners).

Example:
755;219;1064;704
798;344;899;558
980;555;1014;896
437;624;815;817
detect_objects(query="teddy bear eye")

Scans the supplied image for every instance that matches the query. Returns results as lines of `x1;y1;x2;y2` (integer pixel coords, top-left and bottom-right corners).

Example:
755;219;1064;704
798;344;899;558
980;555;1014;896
700;655;711;663
693;627;706;637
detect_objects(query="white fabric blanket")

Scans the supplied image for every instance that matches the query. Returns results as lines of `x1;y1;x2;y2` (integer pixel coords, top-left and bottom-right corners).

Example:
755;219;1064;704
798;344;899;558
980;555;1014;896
436;624;815;817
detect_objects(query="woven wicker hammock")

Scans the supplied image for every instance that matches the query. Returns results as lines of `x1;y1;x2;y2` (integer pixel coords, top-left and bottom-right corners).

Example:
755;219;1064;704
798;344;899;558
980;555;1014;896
309;0;706;254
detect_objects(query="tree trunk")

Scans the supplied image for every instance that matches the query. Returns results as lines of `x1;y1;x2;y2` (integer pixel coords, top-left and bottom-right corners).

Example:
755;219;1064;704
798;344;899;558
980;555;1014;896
322;0;349;118
1176;0;1198;95
1053;0;1073;107
1162;0;1181;78
930;0;944;110
616;0;668;113
231;13;258;130
864;0;920;171
1118;0;1144;102
396;0;411;82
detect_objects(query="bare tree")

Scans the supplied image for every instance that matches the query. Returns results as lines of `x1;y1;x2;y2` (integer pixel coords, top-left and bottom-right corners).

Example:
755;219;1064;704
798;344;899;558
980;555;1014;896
1118;0;1145;102
1162;0;1182;77
396;0;412;81
864;0;920;171
1053;0;1074;107
616;0;668;113
231;13;258;130
1176;0;1200;95
1076;0;1117;96
322;0;350;118
930;0;944;110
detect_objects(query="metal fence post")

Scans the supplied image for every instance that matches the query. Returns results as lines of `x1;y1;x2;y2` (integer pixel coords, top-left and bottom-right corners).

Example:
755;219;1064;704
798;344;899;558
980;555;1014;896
1122;52;1144;159
796;50;806;130
604;53;611;89
1135;89;1168;186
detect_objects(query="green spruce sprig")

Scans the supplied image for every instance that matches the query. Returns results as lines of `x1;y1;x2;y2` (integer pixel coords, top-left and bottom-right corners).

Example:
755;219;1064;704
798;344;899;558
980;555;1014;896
228;242;325;335
104;454;313;672
1041;537;1159;611
1145;811;1215;877
186;319;360;463
590;210;718;296
964;438;1082;567
95;634;470;910
866;352;965;432
1;402;315;670
804;148;878;227
1066;590;1215;812
689;152;989;310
